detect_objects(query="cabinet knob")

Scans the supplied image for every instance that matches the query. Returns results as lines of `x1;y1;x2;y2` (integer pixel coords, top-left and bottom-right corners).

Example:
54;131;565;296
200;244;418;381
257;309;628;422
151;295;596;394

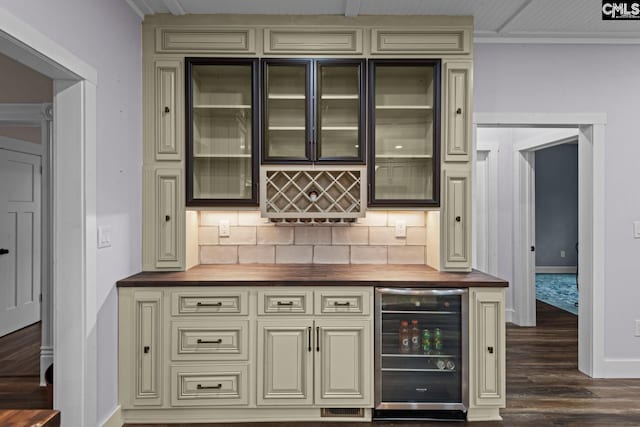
165;215;171;222
455;216;461;222
143;346;150;354
488;346;494;354
164;106;170;113
456;107;462;115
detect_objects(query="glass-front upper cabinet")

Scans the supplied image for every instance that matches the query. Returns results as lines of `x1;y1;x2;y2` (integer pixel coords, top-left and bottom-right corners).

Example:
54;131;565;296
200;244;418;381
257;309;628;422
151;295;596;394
185;58;259;206
262;59;365;163
369;60;441;207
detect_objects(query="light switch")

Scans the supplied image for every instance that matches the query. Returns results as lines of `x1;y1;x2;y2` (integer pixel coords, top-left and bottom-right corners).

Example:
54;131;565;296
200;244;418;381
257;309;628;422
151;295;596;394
634;221;640;239
219;220;230;237
560;250;566;258
395;220;406;238
97;226;112;249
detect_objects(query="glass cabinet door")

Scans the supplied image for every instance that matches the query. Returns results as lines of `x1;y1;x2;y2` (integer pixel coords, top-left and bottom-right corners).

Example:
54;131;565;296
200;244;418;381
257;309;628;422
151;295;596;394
262;60;311;162
369;60;441;207
186;58;258;206
316;60;365;162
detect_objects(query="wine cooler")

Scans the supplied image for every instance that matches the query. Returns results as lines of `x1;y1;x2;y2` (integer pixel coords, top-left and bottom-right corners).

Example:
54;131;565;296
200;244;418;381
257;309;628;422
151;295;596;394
374;288;468;420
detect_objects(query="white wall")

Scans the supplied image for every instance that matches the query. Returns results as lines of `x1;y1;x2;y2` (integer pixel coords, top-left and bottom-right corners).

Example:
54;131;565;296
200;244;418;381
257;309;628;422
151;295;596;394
475;44;640;362
0;1;142;422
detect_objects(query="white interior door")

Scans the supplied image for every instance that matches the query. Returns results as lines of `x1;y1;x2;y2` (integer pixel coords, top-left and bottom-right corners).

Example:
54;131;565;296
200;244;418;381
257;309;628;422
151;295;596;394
0;148;41;337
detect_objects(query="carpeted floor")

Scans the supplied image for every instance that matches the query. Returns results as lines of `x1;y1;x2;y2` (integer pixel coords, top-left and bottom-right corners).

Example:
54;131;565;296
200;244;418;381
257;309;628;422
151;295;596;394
535;273;578;315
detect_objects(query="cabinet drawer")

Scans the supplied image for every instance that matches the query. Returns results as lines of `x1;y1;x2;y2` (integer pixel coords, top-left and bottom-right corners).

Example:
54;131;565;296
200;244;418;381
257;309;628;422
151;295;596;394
258;290;313;315
315;290;370;315
171;290;248;316
171;320;249;361
170;365;248;406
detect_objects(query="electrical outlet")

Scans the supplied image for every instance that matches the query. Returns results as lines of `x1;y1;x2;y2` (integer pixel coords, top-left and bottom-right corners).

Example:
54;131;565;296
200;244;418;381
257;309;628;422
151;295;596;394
219;220;230;237
635;320;640;337
560;250;566;258
97;226;112;249
395;220;406;238
634;221;640;239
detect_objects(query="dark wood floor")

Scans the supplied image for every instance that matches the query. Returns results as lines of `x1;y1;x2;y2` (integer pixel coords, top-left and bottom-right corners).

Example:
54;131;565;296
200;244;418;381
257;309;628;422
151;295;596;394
3;305;640;425
0;322;49;409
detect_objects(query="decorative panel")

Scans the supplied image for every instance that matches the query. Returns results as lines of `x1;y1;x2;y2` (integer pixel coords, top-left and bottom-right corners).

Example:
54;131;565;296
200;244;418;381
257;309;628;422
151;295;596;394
264;29;363;54
371;29;470;54
156;28;256;53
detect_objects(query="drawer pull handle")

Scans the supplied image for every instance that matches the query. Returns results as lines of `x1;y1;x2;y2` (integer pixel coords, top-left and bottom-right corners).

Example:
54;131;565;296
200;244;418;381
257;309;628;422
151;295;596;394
488;346;494;354
277;301;294;306
456;107;462;115
0;248;9;255
307;326;312;352
316;326;320;352
197;338;222;344
143;346;150;354
196;302;223;307
164;106;170;113
197;384;222;390
333;301;351;307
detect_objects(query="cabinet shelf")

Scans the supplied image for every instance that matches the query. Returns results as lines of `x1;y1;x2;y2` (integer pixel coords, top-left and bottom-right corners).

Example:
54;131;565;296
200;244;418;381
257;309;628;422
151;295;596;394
381;310;459;315
382;353;456;358
321;94;359;100
376;154;433;159
268;94;306;100
381;368;457;373
322;126;358;131
194;154;252;158
268;126;306;131
194;104;251;109
376;105;433;110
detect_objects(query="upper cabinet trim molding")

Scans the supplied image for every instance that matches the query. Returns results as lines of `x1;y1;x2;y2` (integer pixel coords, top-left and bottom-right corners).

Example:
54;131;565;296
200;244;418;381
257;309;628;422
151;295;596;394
264;28;363;55
156;27;256;54
371;29;470;55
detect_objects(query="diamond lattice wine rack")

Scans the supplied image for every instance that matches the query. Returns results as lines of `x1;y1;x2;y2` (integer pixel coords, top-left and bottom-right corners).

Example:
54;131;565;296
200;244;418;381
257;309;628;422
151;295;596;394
260;166;367;223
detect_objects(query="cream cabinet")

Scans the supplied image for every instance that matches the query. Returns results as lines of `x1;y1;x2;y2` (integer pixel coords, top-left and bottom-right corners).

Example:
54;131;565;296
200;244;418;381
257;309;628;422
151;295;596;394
467;288;506;421
257;287;373;408
442;167;472;271
120;286;374;423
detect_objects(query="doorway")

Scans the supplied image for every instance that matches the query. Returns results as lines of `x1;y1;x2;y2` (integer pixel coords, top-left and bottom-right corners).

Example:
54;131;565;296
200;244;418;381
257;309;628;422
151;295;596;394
473;113;606;378
0;10;98;426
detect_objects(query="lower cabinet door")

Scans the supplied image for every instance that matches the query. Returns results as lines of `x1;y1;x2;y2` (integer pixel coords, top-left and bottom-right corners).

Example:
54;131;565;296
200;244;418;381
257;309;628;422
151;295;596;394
134;290;163;406
315;319;372;406
170;365;248;406
257;320;314;406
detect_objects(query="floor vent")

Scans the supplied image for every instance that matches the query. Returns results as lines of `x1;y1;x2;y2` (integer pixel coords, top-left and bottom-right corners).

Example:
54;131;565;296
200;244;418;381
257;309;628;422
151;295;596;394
321;408;364;418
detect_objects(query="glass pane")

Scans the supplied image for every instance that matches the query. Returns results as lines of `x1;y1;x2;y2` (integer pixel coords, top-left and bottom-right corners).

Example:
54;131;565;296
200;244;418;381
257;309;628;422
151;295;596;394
191;64;253;199
265;64;307;159
379;292;462;404
374;65;435;200
318;65;360;159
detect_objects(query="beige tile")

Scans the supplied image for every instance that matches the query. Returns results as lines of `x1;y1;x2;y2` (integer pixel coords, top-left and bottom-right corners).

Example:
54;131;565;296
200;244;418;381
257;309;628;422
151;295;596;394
331;226;369;245
388;246;425;265
295;226;331;245
407;227;427;246
198;226;219;245
238;211;267;226
200;245;238;264
369;227;406;246
276;245;313;264
200;211;239;226
387;211;426;227
313;246;350;264
354;210;388;227
257;226;294;245
239;245;275;264
219;226;257;245
350;246;387;264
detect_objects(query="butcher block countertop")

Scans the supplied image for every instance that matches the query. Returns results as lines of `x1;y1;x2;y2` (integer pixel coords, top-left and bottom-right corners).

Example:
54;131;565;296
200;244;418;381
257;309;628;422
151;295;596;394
117;264;508;288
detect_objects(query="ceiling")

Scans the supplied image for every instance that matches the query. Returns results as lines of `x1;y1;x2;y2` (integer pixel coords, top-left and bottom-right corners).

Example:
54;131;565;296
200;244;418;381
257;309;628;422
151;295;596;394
126;0;640;42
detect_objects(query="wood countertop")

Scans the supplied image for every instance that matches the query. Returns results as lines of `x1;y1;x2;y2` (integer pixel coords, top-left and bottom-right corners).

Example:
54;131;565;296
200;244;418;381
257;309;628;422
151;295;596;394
117;264;508;288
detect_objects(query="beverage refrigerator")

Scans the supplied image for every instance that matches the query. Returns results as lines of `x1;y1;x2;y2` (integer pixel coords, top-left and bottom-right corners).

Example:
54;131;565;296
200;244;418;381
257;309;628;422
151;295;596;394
374;288;468;420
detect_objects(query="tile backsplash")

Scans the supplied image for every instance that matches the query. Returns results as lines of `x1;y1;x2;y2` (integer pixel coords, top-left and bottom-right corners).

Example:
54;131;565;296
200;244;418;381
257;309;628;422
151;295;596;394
193;210;432;265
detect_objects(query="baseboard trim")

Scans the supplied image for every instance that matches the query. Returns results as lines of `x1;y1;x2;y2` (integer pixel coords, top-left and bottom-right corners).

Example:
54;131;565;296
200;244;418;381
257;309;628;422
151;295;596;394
39;346;54;387
536;266;577;274
505;308;514;323
599;358;640;378
101;405;123;427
